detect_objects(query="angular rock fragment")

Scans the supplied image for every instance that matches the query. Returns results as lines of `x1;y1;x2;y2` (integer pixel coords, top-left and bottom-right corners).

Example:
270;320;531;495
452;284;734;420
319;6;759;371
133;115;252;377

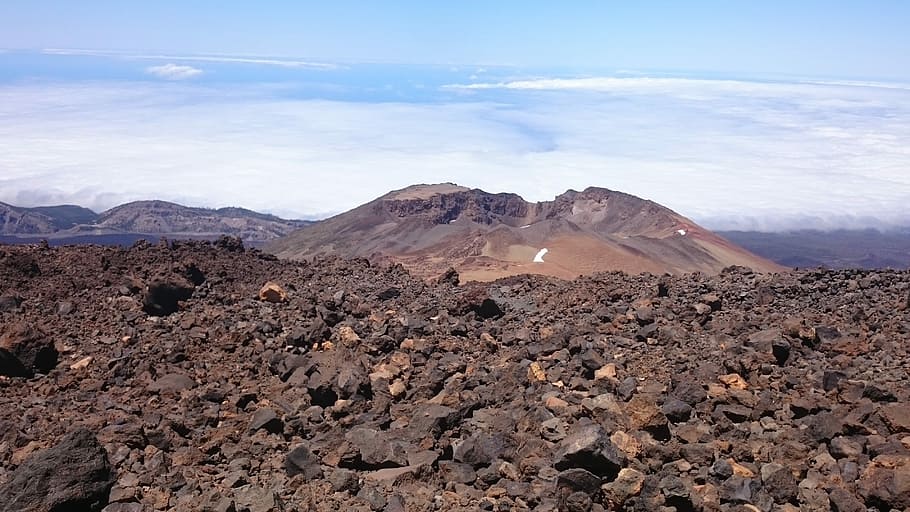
601;468;645;508
0;429;115;512
553;424;625;480
453;432;515;468
285;444;323;480
0;294;22;313
556;468;602;493
0;323;57;377
143;275;194;316
857;454;910;509
249;408;284;434
147;373;196;395
258;281;287;303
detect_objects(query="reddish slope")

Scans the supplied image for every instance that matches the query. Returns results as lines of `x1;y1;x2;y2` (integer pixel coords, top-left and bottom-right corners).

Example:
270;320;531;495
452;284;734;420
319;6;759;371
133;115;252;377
267;184;785;281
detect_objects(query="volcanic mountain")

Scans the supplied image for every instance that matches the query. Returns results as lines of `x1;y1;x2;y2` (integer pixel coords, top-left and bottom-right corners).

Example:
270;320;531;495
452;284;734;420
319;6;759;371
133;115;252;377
0;200;310;243
87;200;311;241
0;202;97;234
267;184;785;280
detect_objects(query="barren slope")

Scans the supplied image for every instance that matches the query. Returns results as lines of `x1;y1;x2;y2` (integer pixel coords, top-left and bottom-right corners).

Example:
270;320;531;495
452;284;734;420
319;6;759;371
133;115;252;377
0;241;906;511
268;184;785;280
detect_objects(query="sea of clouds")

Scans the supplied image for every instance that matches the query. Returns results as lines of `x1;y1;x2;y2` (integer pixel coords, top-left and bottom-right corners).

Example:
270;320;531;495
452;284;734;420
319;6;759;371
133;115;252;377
1;56;908;231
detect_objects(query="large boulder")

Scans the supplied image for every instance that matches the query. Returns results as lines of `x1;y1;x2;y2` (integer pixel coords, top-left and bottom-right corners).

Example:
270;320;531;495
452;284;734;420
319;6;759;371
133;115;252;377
142;275;194;316
857;455;910;509
0;429;115;512
0;323;57;377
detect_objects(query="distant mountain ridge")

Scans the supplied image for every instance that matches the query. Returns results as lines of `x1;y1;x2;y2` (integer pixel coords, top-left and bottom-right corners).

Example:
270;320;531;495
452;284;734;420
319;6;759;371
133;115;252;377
0;200;310;242
0;203;97;234
267;183;785;281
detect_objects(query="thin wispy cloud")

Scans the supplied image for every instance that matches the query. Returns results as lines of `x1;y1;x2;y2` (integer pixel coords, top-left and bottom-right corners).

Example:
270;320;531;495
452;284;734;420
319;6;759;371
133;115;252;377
145;63;203;80
42;48;342;70
0;74;908;230
445;76;910;95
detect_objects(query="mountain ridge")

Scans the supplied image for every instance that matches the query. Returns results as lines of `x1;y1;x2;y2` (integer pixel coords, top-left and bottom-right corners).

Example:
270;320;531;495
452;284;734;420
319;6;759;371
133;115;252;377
0;200;310;242
267;183;786;280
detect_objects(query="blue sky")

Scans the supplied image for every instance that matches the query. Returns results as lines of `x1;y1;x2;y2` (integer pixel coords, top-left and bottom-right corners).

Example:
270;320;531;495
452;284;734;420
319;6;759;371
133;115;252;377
0;2;909;231
2;1;908;78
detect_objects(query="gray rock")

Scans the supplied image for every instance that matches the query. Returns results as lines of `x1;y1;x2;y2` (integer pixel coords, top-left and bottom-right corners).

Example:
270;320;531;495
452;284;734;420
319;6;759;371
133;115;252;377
827;487;865;512
385;494;406;512
0;429;116;512
556;468;602;493
147;373;196;394
719;476;754;503
249;408;283;434
357;485;387;511
408;404;460;436
101;504;146;512
345;428;410;468
233;485;276;512
660;398;692;423
0;294;22;313
285;444;323;479
798;487;831;511
438;461;477;484
328;468;359;493
762;466;798;503
452;432;515;468
715;404;752;423
553;424;624;480
829;436;863;459
672;380;707;405
709;458;733;479
562;491;592;512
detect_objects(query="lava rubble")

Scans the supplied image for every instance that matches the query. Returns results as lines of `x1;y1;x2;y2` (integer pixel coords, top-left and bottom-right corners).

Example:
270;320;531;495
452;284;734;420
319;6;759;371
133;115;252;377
0;239;908;511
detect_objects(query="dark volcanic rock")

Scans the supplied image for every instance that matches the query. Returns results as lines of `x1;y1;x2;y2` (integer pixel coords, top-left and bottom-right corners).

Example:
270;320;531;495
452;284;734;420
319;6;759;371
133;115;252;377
660;398;692;423
142;275;194;316
0;294;22;313
554;424;625;480
857;455;910;509
285;444;323;480
0;323;57;377
762;466;799;503
249;408;284;434
453;432;515;468
437;267;460;286
0;429;115;512
0;242;907;511
557;468;603;493
147;373;196;395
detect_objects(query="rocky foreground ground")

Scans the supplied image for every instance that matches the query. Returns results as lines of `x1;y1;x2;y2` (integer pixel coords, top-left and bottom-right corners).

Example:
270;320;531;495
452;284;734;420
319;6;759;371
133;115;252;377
0;239;908;512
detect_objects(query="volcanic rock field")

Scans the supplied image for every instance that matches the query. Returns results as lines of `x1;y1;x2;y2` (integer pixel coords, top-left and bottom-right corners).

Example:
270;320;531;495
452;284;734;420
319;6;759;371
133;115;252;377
0;239;908;511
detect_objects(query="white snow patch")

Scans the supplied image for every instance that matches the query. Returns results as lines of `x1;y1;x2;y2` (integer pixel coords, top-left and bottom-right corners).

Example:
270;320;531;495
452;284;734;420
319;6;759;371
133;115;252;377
677;229;687;236
533;248;548;263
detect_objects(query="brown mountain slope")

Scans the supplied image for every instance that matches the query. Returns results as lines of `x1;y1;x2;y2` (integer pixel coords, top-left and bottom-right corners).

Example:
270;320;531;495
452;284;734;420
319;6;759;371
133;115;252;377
0;202;98;234
0;200;310;243
89;200;310;241
267;184;785;280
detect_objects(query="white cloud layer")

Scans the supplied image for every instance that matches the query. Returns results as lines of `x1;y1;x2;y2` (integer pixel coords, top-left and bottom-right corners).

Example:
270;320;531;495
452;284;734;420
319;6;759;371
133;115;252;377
145;63;203;80
1;76;909;231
